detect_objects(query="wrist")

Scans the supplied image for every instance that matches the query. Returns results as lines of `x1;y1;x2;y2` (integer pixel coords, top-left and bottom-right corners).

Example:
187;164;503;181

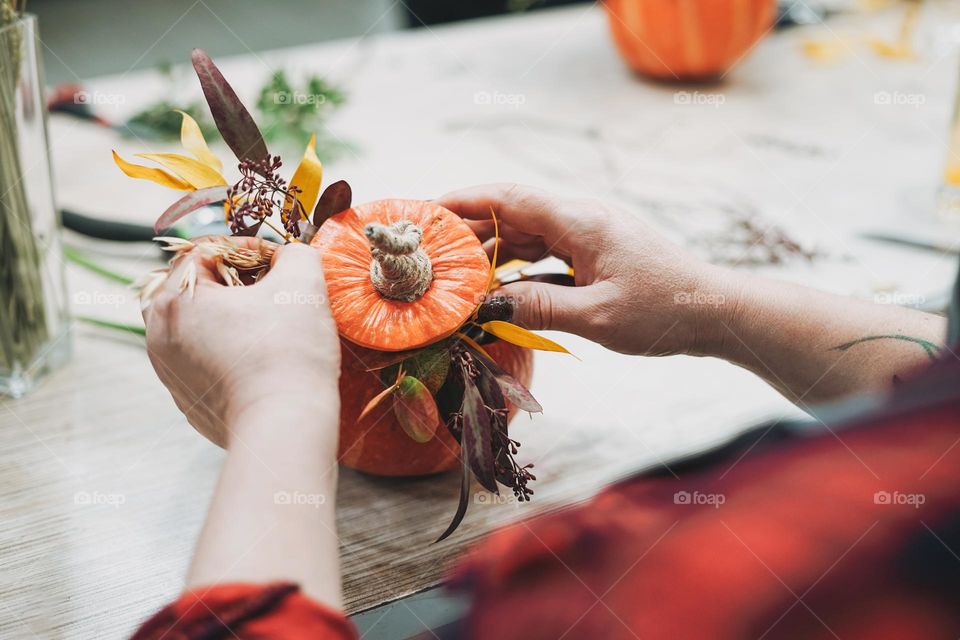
225;373;341;451
686;264;746;359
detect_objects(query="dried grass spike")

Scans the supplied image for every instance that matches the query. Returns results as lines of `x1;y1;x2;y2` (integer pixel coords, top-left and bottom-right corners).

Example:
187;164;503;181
155;236;196;253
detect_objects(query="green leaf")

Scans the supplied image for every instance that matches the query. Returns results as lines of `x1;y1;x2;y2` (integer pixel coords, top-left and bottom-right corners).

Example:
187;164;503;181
191;48;269;167
394;376;440;443
403;345;451;395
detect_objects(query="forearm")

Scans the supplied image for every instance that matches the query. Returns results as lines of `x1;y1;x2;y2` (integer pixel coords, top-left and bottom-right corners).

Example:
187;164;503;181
186;390;343;608
703;268;947;406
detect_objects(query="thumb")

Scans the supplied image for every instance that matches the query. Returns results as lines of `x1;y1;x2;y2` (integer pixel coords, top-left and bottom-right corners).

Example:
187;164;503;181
493;281;595;335
264;242;323;280
262;242;327;291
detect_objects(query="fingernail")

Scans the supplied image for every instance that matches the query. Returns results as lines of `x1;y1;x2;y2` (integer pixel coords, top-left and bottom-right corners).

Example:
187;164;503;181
476;296;514;323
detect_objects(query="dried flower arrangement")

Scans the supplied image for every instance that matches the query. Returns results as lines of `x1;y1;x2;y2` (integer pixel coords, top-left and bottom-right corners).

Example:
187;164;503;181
117;49;573;540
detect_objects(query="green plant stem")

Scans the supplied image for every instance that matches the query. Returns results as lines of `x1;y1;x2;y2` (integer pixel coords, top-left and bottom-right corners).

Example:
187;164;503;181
75;316;145;337
0;10;49;373
63;246;135;285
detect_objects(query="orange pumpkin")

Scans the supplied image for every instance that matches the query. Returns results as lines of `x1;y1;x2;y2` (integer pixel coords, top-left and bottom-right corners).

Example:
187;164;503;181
604;0;776;80
312;198;535;476
337;339;533;476
312;199;490;352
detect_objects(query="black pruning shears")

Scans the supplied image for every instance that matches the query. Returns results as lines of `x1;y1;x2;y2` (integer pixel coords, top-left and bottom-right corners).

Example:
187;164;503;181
60;206;283;245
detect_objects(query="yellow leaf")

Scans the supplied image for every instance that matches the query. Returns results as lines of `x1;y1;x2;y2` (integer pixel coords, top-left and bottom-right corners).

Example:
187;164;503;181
177;110;222;173
487;206;499;292
112;150;192;191
866;39;916;61
480;320;574;356
136;153;227;190
946;166;960;188
358;381;399;422
284;134;323;220
495;259;530;277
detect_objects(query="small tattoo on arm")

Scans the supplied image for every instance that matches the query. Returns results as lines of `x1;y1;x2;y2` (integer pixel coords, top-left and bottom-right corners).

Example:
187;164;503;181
830;334;942;362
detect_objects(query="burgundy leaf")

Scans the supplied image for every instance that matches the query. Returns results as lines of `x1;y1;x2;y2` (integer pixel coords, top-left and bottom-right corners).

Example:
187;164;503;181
394;376;440;443
435;460;472;543
154;185;227;233
493;371;541;413
312;180;352;227
191;49;269;167
435;360;465;424
461;374;497;493
475;366;508;433
234;220;264;237
358;347;422;372
465;343;542;413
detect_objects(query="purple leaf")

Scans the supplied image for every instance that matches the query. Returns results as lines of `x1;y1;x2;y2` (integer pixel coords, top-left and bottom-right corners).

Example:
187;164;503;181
493;371;541;413
435;460;472;543
475;366;508;433
312;180;352;227
154;185;227;233
461;374;497;493
191;49;269;167
465;344;542;413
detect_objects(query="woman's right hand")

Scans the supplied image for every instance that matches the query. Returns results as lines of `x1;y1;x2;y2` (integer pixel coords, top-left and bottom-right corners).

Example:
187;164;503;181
438;184;734;357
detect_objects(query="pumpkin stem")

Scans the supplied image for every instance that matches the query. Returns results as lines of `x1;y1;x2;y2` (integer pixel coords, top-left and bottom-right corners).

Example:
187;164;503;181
365;220;433;302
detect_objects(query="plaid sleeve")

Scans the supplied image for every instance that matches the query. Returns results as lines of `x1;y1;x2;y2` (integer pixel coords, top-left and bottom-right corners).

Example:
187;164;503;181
130;582;357;640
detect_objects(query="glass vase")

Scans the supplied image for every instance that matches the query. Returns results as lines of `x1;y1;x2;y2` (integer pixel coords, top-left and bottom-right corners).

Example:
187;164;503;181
0;14;70;398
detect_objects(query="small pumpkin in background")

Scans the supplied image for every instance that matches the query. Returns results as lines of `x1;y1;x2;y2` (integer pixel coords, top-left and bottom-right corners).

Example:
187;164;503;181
604;0;777;80
312;199;534;477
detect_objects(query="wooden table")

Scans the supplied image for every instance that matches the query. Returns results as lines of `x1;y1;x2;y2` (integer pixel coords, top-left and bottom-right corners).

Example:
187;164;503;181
3;4;960;638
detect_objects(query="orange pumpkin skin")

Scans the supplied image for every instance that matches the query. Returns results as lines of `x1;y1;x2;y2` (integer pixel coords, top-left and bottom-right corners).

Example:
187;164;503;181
604;0;776;80
337;340;534;477
312;199;490;352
